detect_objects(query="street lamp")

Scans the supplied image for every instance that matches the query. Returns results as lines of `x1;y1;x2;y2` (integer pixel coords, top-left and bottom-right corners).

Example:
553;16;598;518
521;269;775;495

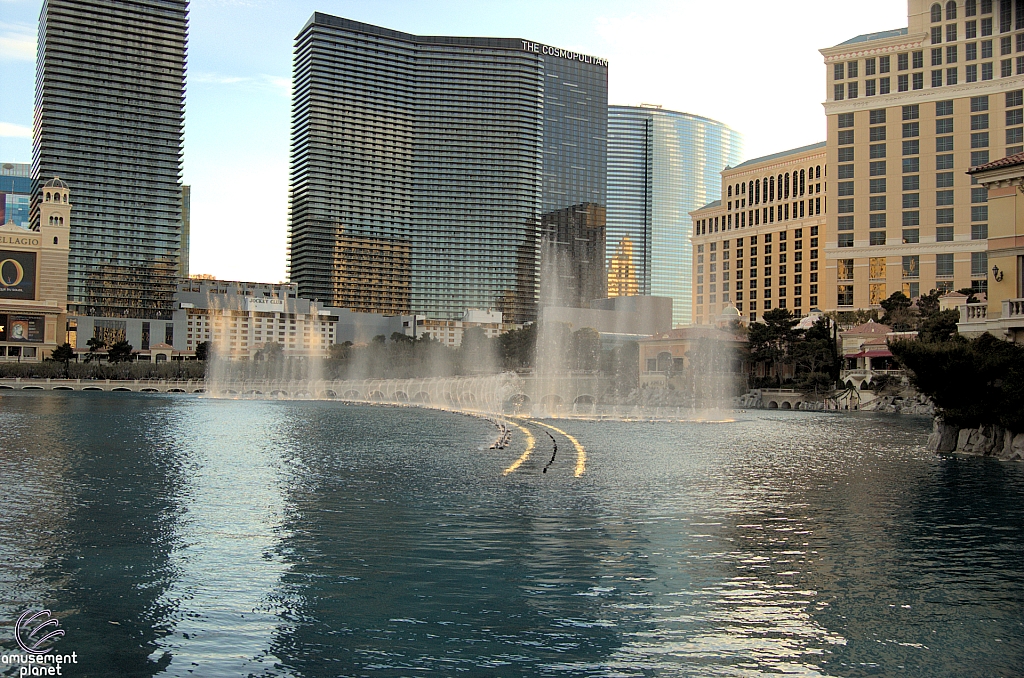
992;265;1004;282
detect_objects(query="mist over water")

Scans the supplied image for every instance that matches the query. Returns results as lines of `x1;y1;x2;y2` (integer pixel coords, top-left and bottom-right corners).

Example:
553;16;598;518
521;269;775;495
1;392;1022;677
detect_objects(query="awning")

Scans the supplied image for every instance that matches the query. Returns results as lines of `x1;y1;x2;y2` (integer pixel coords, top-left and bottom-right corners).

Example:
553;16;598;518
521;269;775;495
845;349;893;359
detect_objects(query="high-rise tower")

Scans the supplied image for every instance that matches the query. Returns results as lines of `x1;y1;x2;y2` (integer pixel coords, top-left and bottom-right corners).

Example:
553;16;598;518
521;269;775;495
288;15;607;323
33;0;187;320
607;105;743;327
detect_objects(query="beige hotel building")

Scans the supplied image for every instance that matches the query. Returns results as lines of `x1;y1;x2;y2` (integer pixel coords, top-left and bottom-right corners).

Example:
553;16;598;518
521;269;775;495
694;0;1024;325
822;0;1024;311
691;143;827;324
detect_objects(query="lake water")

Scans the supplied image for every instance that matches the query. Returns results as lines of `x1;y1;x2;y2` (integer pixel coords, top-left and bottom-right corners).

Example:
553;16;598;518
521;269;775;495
0;392;1022;677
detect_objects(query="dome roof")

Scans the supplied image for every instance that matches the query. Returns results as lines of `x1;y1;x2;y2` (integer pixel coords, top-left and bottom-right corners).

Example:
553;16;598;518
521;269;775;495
719;305;741;318
43;176;69;189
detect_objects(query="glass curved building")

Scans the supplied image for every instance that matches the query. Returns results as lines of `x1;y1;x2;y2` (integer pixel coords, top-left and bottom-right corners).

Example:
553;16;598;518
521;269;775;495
607;105;743;326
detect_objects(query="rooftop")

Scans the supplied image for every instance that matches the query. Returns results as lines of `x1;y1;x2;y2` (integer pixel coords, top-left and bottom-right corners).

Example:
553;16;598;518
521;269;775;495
697;199;722;211
731;141;826;170
836;27;908;47
968;150;1024;173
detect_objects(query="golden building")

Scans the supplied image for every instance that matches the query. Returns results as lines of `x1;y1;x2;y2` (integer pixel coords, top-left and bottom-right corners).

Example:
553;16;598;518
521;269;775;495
690;143;828;325
607;236;640;298
959;151;1024;340
821;0;1024;310
0;177;70;360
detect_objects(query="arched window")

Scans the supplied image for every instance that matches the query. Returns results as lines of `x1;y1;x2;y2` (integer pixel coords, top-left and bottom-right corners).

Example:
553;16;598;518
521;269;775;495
53;236;58;245
800;169;806;195
946;0;957;19
59;217;64;225
755;179;761;204
728;185;733;197
816;165;822;179
748;181;753;199
931;3;942;21
63;193;68;203
785;173;790;199
769;176;775;202
776;174;782;200
45;192;51;202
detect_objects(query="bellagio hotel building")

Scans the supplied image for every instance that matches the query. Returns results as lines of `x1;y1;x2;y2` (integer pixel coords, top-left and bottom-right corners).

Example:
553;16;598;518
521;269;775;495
694;0;1024;325
691;143;827;325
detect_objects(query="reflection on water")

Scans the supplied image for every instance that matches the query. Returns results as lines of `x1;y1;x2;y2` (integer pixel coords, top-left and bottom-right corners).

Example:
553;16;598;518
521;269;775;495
0;393;1022;677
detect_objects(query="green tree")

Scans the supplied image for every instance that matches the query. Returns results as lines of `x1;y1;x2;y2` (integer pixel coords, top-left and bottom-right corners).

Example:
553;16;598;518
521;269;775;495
194;341;211;361
747;308;799;386
571;327;601;372
917;289;943;319
106;340;134;363
255;341;283;362
49;342;75;378
880;291;915;331
792;318;838;391
498;323;536;371
918;308;961;343
957;287;980;304
85;336;106;363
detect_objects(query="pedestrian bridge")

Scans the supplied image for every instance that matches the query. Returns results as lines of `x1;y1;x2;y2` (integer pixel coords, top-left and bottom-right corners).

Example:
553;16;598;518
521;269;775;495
758;389;807;410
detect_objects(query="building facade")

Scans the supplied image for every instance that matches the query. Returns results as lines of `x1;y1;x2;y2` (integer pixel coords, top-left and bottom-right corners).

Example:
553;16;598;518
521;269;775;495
607;105;743;327
34;0;187;320
288;14;607;324
0;177;70;361
691;143;828;325
821;0;1024;312
1;163;31;230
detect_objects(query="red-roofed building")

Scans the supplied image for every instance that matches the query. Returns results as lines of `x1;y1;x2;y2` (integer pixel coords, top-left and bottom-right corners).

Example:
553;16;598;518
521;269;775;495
839;320;905;390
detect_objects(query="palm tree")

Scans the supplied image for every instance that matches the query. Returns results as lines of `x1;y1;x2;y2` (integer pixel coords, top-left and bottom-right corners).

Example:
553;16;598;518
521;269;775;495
85;337;106;363
50;343;75;378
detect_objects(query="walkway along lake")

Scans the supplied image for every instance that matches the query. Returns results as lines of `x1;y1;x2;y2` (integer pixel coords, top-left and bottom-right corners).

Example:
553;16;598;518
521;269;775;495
0;391;1022;677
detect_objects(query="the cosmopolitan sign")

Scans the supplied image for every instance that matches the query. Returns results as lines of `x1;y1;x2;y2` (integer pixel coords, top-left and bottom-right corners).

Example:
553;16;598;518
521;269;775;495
520;41;608;67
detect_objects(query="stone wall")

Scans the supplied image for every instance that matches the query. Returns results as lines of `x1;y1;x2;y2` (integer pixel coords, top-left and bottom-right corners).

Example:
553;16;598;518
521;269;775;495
927;418;1024;460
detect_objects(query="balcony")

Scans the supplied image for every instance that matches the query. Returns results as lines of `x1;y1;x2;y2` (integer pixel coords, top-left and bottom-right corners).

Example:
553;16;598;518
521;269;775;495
1004;298;1024;319
957;299;1024;341
960;303;988;322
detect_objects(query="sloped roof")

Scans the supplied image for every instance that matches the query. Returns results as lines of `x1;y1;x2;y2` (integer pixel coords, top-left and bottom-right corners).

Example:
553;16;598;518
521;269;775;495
843;319;892;335
732;141;826;170
836;28;908;46
968;151;1024;173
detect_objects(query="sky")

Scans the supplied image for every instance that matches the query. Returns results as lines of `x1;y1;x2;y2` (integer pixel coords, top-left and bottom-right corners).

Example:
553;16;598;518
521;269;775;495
0;0;908;283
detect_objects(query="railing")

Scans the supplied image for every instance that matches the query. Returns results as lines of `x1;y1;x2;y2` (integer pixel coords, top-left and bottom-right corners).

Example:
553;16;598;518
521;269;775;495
1004;298;1024;319
960;303;988;321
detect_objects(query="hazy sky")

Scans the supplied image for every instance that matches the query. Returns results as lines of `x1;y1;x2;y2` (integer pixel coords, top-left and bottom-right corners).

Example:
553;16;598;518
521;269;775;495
0;0;907;283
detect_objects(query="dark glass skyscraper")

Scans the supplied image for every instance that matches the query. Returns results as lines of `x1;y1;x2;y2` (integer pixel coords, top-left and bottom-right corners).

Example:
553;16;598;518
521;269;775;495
288;15;607;323
33;0;187;320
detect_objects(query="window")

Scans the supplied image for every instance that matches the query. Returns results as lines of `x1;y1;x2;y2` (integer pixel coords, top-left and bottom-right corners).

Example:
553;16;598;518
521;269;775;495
937;208;955;223
898;52;909;70
866;79;877;96
983;61;994;79
838;112;855;128
848;82;859;98
870;196;887;211
972;113;991;129
870;108;886;124
983;17;994;36
838;129;855;145
913;51;924;69
838;181;855;196
866;57;877;75
936;136;954;152
903;175;920;191
903;255;921;278
913;72;925;89
1008;89;1024;106
903;229;920;243
838;216;855;230
870;231;887;245
904;211;921;226
937;172;954;187
838;199;854;213
838;259;855;280
1003;58;1014;75
972;223;990;239
904;193;921;208
948;0;958;19
870;213;887;229
837;285;854;306
904;157;921;173
1001;0;1013;31
1004;35;1014;54
1007;127;1024;144
969;0;979;15
948;66;960;84
972;131;990;147
834;84;845;100
933;67;945;87
972;205;990;221
903;139;920;155
937;190;955;205
932;2;943;21
937;226;955;242
1008;109;1024;125
838;147;855;162
898;74;910;91
838;233;854;247
949;23;960;41
870;126;886;141
968;63;979;80
972;150;991;165
972;186;989;203
870;178;887;193
880;55;891;72
834;62;845;79
972;251;989;276
880;77;891;94
848;60;859;77
934;47;944;65
937;154;955;169
936;253;955;277
839;164;855;179
937;100;954;117
903;121;920;137
870;160;887;176
1018;55;1024;74
870;143;887;158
